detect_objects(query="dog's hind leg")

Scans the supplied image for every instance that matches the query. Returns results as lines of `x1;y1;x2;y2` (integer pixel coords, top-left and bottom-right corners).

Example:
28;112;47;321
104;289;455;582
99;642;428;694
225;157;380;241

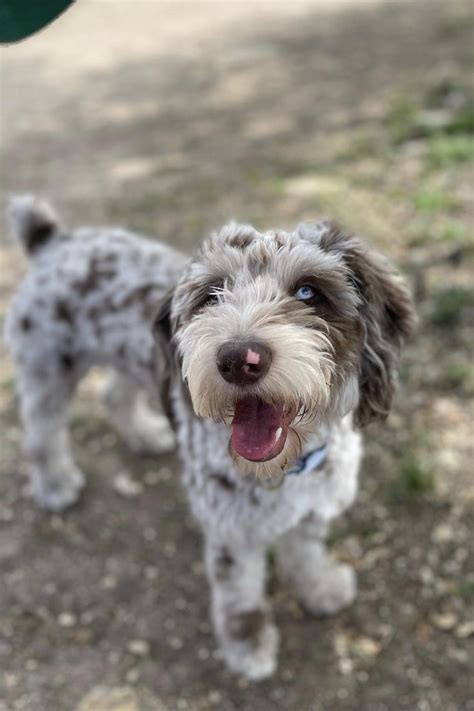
17;367;85;512
275;514;357;616
204;536;279;680
102;371;175;455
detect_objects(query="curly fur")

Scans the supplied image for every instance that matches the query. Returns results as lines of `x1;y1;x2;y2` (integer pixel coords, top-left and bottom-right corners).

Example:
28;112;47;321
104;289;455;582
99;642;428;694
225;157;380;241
5;197;415;679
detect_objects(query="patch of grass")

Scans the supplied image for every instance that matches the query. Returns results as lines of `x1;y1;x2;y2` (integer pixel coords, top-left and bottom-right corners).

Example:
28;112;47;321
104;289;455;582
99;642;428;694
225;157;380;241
437;363;474;395
265;176;286;195
409;220;473;251
426;76;464;106
0;374;16;391
443;106;474;135
387;454;435;504
430;286;474;326
456;581;474;603
387;96;418;143
438;221;471;243
426;134;474;168
413;188;458;213
388;81;473;143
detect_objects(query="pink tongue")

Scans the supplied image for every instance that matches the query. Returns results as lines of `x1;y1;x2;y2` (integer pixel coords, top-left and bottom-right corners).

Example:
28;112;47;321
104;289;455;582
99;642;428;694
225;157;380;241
231;397;288;462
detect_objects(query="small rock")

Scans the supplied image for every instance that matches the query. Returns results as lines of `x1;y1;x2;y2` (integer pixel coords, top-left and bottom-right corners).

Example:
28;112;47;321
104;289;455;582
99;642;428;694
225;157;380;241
352;636;382;658
455;621;474;639
432;523;455;544
431;612;458;630
76;685;138;711
419;566;434;585
144;565;158;580
447;647;469;663
127;639;150;657
415;108;455;132
164;542;176;557
360;546;389;570
168;636;183;650
3;672;18;690
125;668;140;685
113;474;143;498
377;624;394;640
338;657;354;675
343;535;363;559
373;505;389;520
101;575;117;590
57;612;77;628
434;578;450;596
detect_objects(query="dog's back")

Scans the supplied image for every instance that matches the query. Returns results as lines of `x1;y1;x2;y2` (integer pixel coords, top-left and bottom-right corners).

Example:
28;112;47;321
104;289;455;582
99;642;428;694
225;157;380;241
5;196;185;389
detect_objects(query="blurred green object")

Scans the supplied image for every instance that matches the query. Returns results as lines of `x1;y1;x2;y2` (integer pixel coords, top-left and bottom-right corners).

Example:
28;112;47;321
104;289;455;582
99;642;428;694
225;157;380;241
0;0;75;43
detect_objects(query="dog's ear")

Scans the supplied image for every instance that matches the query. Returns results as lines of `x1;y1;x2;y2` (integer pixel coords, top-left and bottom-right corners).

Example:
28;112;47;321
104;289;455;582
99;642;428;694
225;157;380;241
300;222;416;426
153;289;177;373
152;290;179;425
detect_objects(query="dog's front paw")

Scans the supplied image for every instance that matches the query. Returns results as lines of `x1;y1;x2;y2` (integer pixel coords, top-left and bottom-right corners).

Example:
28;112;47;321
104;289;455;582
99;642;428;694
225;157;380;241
219;610;279;681
299;562;357;617
31;466;85;512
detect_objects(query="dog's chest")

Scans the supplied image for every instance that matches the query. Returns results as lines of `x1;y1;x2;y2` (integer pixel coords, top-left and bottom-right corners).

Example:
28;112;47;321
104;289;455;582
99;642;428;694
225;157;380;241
175;399;361;543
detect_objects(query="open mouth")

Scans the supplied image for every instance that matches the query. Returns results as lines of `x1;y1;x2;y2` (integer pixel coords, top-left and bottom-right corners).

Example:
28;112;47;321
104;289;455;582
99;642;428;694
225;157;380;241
230;397;295;462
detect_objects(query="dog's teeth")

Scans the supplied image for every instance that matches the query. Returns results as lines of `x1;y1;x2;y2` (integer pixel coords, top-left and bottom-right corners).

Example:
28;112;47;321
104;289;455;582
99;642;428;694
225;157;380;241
275;427;282;442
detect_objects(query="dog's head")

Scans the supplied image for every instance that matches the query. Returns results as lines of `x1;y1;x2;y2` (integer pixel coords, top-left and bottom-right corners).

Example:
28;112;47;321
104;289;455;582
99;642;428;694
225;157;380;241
155;221;415;479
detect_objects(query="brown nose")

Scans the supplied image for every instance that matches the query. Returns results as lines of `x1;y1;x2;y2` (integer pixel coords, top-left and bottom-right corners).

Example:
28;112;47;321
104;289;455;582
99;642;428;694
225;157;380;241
217;339;272;386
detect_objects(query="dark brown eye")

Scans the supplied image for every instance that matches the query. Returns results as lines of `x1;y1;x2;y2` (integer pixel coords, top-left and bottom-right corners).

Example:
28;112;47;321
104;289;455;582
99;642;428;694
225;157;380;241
196;282;225;311
203;292;220;307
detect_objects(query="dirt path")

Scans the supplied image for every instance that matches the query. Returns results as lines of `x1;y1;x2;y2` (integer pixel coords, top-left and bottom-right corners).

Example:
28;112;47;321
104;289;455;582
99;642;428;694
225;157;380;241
1;1;473;709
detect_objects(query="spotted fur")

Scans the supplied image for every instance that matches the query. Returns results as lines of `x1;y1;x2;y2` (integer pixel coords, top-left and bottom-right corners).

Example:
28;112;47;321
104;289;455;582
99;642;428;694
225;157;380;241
5;199;414;681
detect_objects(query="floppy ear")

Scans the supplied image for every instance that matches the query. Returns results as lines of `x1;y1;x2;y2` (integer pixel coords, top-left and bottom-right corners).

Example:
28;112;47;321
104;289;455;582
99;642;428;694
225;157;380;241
152;290;179;424
153;289;177;374
304;222;416;426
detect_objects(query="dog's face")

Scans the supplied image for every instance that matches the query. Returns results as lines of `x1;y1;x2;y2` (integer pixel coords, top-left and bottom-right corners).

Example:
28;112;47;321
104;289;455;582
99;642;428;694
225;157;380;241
156;221;415;480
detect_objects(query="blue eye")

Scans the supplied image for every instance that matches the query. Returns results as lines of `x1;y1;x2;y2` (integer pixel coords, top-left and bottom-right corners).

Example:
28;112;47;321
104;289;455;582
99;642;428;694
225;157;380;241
295;285;315;301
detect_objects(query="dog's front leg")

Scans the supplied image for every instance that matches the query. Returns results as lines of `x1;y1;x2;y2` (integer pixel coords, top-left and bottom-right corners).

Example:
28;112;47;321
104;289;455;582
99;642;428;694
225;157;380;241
204;536;279;680
276;515;357;616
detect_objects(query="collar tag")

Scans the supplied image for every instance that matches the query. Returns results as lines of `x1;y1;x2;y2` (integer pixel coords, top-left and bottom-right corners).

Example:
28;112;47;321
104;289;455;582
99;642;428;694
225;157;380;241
285;443;328;477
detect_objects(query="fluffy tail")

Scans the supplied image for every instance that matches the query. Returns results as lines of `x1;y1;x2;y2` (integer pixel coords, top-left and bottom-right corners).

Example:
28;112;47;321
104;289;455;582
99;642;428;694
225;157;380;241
8;195;60;255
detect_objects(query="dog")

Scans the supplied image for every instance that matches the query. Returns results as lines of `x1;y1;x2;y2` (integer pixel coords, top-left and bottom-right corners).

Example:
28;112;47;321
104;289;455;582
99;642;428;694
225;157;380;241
5;196;415;679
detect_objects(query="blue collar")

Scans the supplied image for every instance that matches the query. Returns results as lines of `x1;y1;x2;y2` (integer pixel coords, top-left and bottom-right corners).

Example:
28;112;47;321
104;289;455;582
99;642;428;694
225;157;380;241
285;443;328;476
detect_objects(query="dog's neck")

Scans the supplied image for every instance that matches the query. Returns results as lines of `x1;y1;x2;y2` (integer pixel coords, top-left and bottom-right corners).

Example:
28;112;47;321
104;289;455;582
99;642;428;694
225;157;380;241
301;425;330;456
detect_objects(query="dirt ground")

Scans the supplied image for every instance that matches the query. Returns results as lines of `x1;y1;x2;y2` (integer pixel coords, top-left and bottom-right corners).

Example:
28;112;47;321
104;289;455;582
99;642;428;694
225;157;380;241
0;1;473;709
